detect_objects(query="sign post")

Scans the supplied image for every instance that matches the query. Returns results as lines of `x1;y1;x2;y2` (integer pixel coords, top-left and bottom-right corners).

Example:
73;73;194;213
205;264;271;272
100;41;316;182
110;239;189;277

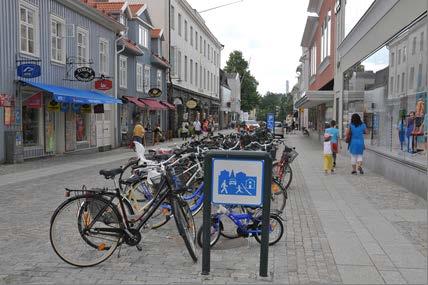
202;150;272;277
267;113;275;132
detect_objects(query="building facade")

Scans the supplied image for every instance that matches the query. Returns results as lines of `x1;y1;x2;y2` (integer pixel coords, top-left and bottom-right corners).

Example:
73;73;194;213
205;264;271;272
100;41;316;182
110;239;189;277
227;73;242;123
295;0;337;139
137;0;222;135
90;1;170;145
219;69;231;129
0;0;124;163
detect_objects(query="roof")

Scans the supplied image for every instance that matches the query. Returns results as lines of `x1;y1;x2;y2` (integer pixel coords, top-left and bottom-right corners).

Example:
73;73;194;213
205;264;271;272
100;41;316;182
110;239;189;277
151;28;163;39
129;4;145;17
120;37;144;55
83;1;127;14
301;16;319;47
75;1;126;32
151;54;170;69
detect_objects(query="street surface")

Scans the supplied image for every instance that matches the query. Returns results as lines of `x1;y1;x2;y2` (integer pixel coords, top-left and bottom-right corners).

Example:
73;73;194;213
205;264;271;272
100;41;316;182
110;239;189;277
0;133;426;284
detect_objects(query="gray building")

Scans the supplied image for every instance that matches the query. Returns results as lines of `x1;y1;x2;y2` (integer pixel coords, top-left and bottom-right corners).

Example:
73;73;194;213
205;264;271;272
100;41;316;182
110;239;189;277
91;2;170;145
0;0;124;163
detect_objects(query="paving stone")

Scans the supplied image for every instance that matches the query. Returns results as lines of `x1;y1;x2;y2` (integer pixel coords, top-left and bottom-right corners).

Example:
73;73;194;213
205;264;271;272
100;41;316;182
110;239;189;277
378;270;407;284
337;265;384;284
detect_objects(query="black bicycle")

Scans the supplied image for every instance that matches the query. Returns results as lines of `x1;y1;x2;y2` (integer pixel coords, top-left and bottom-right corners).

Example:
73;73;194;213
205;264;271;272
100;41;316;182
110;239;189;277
49;163;197;267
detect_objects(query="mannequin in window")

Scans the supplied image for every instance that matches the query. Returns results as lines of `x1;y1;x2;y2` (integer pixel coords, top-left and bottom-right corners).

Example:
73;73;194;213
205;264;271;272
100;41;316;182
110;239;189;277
406;111;415;153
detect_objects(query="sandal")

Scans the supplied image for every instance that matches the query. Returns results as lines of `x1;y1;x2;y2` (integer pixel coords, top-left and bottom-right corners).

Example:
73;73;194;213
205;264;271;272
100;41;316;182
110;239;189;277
351;171;357;175
358;167;364;175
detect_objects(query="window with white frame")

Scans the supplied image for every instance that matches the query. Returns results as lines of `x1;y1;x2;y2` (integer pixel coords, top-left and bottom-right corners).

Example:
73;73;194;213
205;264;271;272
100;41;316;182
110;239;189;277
421;32;424;51
184;20;188;41
178;13;182;36
119;55;127;88
171;46;176;75
391;52;395;67
139;25;148;48
403;46;407;62
200;65;202;87
136;63;144;92
398;49;401;65
99;38;109;75
177;50;182;78
77;27;89;65
190;59;193;84
310;45;317;76
190;26;193;46
401;72;405;92
50;15;65;63
195;62;198;87
144;65;150;93
20;3;39;56
157;70;162;90
409;66;415;89
170;5;175;30
321;11;331;61
184;55;188;82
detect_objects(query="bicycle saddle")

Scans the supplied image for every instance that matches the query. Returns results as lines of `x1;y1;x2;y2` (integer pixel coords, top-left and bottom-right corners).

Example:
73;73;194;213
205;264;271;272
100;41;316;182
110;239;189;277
99;168;124;179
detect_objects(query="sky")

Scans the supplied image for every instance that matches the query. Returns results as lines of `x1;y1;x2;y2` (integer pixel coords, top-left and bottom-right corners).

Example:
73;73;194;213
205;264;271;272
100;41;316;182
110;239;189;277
187;0;310;95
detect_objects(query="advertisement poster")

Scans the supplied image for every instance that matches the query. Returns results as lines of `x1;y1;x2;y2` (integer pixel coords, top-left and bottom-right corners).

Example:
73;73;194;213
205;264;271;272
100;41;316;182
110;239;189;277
45;109;55;153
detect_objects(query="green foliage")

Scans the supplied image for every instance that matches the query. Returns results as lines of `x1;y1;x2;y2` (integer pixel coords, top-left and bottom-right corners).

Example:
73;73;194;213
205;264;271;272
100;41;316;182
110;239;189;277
224;51;260;112
256;92;293;122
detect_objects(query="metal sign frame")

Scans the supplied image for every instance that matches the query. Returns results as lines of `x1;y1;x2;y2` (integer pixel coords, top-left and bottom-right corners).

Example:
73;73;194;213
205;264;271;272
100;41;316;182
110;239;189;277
202;150;272;277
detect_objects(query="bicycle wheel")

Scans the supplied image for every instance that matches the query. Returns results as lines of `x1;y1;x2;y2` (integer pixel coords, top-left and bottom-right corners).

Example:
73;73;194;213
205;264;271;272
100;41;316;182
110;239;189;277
273;162;293;189
182;179;204;216
271;179;287;214
172;197;198;262
254;215;284;246
50;195;124;267
197;219;222;248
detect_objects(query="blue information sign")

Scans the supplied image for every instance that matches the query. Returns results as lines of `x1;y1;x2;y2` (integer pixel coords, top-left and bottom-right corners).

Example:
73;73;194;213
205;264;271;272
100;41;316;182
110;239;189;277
266;113;274;132
212;158;264;206
17;63;41;78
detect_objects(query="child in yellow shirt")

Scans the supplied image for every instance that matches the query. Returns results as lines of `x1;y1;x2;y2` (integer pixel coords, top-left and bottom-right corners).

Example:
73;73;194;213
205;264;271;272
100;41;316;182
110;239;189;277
323;133;334;175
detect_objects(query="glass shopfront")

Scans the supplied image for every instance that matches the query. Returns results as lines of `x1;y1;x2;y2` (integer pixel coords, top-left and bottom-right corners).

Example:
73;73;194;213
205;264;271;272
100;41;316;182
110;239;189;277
343;17;427;166
76;112;89;142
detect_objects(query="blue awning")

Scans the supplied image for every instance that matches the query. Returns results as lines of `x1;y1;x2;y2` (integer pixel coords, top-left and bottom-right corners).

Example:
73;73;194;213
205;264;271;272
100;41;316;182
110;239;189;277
20;80;122;104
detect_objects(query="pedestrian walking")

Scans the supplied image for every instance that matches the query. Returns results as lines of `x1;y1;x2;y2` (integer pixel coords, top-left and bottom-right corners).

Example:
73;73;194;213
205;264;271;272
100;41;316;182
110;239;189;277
345;113;367;175
132;115;145;146
153;123;163;145
181;121;189;141
325;120;340;168
207;116;214;137
323;133;334;175
193;119;202;139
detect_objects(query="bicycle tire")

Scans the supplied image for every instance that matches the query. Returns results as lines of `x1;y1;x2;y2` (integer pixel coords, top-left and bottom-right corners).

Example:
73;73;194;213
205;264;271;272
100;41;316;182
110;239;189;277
273;162;293;190
197;219;222;248
50;195;123;267
253;215;284;246
172;197;198;262
271;179;287;214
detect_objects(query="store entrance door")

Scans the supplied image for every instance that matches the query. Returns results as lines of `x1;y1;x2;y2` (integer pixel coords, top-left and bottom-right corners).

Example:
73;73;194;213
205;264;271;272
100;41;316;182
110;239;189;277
96;105;112;147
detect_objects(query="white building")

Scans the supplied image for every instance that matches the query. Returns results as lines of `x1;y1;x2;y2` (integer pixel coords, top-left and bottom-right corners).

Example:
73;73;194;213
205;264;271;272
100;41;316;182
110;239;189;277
138;0;223;133
227;73;241;122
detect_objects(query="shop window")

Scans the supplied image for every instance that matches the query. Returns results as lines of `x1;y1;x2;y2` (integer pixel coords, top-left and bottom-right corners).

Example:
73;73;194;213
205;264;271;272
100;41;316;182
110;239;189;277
342;17;427;166
76;113;89;142
23;106;41;146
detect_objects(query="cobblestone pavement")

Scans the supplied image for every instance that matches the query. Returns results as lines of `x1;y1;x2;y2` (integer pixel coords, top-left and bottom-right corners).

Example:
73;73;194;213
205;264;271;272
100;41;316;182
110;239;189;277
0;133;426;284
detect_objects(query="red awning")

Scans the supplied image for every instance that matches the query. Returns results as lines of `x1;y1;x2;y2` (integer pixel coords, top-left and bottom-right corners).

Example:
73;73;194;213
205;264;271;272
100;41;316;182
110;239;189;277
123;96;146;109
140;99;167;110
160;101;176;110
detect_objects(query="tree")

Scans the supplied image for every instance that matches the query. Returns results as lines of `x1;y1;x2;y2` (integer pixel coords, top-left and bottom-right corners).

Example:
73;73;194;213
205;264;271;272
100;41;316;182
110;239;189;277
224;51;260;112
256;92;293;122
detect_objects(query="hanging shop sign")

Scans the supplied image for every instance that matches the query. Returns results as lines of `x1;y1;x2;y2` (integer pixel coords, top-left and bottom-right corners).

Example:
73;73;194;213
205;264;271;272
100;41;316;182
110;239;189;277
74;67;95;82
93;104;104;114
148;87;162;98
24;92;42;109
95;79;113;90
186;99;197;109
17;63;41;78
72;104;81;113
81;104;92;113
47;101;60;112
60;102;69;112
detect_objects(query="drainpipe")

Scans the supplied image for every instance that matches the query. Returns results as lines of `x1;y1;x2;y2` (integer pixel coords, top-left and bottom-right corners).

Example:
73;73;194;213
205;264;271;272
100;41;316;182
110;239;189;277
114;28;127;148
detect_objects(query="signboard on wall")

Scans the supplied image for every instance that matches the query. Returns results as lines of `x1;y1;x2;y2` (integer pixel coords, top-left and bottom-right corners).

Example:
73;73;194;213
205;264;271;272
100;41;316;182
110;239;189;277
148;88;162;97
95;79;112;90
74;67;95;82
186;99;197;109
17;63;41;78
47;101;60;112
81;104;92;113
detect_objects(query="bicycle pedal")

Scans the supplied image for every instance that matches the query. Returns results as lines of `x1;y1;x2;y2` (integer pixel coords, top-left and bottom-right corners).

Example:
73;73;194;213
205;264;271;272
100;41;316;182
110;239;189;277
136;245;142;251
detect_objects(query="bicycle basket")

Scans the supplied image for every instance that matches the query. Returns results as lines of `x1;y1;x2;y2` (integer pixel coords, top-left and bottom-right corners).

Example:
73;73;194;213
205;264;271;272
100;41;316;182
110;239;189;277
287;150;299;163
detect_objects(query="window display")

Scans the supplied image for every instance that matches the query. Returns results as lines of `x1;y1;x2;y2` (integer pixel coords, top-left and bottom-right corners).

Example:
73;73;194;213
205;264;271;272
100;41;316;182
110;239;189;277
22;106;41;146
343;17;427;166
76;113;89;142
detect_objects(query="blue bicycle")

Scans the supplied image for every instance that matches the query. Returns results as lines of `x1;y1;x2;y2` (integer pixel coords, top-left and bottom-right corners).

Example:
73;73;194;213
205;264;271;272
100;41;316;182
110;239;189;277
196;205;284;248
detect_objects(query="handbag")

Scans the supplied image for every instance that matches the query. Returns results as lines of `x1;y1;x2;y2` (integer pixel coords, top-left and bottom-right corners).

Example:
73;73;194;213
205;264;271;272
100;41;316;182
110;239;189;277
345;127;352;144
